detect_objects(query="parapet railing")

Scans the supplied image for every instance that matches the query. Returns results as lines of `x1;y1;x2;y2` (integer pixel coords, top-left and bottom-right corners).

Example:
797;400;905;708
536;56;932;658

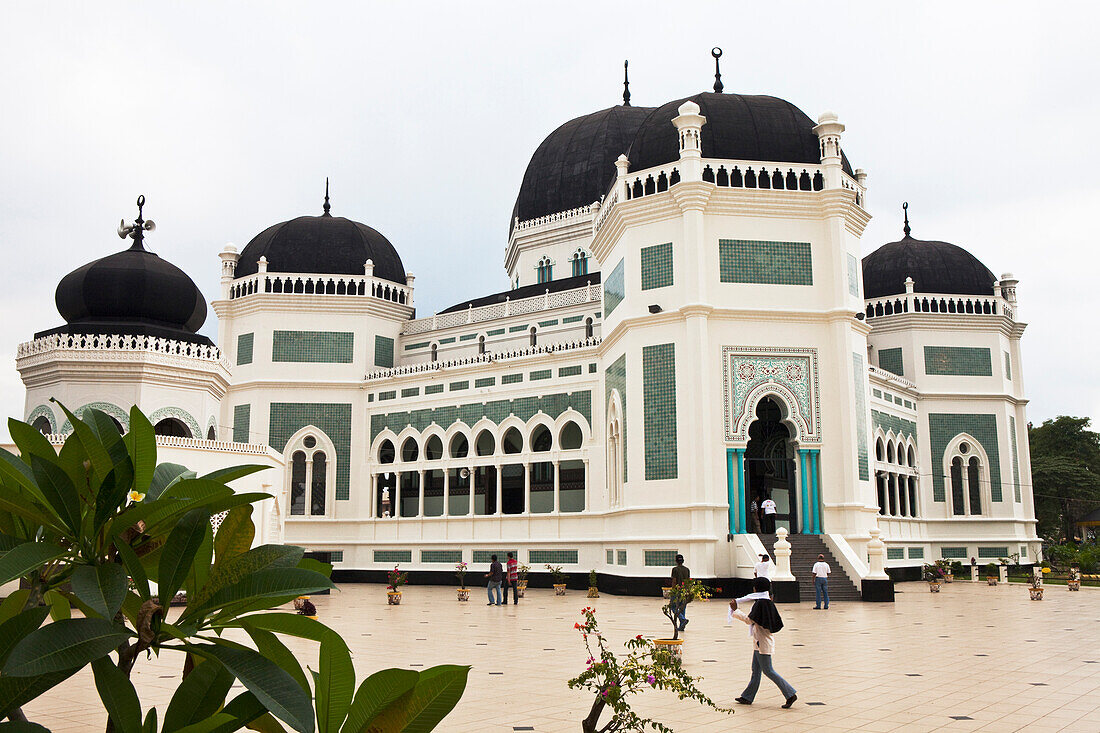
402;282;602;336
17;333;229;369
512;203;597;234
868;365;917;391
44;433;272;455
227;271;413;307
365;336;602;381
865;293;1012;321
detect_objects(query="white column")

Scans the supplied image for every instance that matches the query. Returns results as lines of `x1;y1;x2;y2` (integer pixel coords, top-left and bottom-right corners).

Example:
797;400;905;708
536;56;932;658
443;470;450;516
553;460;561;513
582;459;589;512
370;473;377;518
523;462;531;515
960;464;970;514
866;528;889;580
304;459;314;516
495;467;503;515
773;527;795;581
417;470;425;518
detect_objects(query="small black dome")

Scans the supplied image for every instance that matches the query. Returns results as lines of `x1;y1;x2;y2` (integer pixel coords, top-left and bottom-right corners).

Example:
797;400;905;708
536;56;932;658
50;241;209;344
862;236;996;299
627;92;853;175
236;213;406;284
511;104;653;232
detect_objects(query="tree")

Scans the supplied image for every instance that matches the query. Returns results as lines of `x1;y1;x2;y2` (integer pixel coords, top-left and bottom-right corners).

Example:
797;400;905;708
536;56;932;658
1028;416;1100;540
0;402;468;731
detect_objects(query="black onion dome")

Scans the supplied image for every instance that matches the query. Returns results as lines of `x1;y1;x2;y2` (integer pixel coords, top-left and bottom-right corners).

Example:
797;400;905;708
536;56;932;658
235;214;406;284
626;93;853;175
862;236;996;299
49;242;209;344
511;104;654;232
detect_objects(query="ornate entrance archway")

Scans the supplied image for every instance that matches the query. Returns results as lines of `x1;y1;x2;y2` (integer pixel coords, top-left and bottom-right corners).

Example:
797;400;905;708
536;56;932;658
745;398;797;534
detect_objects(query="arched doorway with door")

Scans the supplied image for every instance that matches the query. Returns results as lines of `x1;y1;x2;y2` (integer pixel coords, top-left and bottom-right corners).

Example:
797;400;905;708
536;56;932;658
744;397;799;534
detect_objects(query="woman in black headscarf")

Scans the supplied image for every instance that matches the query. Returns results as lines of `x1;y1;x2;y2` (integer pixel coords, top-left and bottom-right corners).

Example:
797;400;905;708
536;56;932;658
729;577;797;708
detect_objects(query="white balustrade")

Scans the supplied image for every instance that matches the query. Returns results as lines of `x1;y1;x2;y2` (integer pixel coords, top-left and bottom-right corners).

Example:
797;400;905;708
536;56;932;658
512;203;596;233
227;272;413;307
864;293;1009;320
44;432;270;454
364;336;602;382
17;333;229;370
401;282;602;336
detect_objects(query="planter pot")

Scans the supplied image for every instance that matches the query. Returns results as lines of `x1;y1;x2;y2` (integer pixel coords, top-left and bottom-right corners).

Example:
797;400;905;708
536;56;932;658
944;573;954;584
587;587;599;598
661;587;672;599
653;639;683;660
456;588;470;602
928;582;941;593
986;578;998;586
1068;579;1080;591
553;584;567;596
387;591;403;605
998;566;1009;583
1028;587;1044;601
517;581;528;598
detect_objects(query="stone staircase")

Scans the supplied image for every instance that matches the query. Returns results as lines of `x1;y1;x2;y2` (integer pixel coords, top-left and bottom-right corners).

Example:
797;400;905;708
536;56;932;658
757;533;862;602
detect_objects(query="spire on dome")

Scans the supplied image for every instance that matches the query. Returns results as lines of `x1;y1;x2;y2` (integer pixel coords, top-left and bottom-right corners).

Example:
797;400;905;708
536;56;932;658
323;177;331;216
117;194;156;251
711;47;724;93
623;60;631;106
902;201;911;237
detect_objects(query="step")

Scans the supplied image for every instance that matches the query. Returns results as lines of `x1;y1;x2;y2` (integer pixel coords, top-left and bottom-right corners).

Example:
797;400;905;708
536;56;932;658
755;533;862;601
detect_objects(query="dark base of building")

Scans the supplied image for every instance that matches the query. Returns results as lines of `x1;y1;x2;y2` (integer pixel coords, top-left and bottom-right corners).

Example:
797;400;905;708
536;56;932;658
771;580;800;603
861;578;895;602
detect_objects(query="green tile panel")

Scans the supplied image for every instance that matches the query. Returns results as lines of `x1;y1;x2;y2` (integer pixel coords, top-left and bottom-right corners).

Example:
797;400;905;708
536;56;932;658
378;391;396;401
401;387;419;398
459;334;477;342
425;384;444;394
329;551;344;563
404;342;430;351
472;550;517;564
940;547;968;559
978;546;1009;559
1010;416;1021;503
894;396;903;406
232;404;251;444
871;410;918;443
421;549;463;563
373;550;412;564
924;346;993;376
269;402;352;500
439;337;456;344
847;253;860;297
374;335;394;368
719;239;813;286
605;259;625;316
853;353;869;481
369;391;592;442
878;347;903;376
883;392;893;402
272;330;353;363
236;333;254;366
538;319;559;328
449;381;469;391
530;370;551;381
903;400;913;409
928;413;1001;502
588;363;597;373
558;365;582;377
486;328;506;336
907;547;924;559
529;549;579;565
605;354;627;482
886;547;905;560
643;550;678;567
502;374;523;385
617;550;627;566
1004;351;1012;380
509;324;529;333
640;242;674;290
563;315;584;324
474;377;496;388
642;343;677;480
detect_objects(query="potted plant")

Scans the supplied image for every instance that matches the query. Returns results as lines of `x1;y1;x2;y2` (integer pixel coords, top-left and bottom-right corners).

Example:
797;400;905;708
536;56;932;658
387;565;408;604
587;569;600;598
455;560;470;602
923;563;944;592
517;563;530;597
568;607;733;733
985;562;999;585
661;585;673;599
1068;563;1081;591
934;559;954;583
656;578;711;656
1028;569;1044;600
548;564;568;595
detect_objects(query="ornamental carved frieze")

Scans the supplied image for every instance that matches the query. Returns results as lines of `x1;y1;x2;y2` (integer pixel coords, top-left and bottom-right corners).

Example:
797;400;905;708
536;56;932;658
722;346;821;443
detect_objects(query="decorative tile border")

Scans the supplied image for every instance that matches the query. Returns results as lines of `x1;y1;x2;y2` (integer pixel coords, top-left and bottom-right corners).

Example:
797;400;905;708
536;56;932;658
148;406;203;441
722;346;820;443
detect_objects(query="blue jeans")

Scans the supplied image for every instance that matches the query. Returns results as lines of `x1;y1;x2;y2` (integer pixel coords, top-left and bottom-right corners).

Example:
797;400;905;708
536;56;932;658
741;651;796;702
671;601;687;630
814;577;829;608
487;581;502;605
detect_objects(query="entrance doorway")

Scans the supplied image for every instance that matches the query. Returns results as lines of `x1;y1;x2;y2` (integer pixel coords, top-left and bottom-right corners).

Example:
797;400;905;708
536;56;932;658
745;397;798;534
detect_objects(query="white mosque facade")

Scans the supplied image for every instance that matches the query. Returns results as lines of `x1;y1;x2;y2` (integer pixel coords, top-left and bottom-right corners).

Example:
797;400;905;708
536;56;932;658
13;65;1039;596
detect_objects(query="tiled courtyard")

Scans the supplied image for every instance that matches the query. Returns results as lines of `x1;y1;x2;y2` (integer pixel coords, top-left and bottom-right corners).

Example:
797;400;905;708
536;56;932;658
26;582;1100;732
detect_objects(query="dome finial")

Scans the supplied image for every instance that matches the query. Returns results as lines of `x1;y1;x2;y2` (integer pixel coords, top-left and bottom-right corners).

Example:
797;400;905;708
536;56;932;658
711;47;724;93
622;60;631;106
116;194;156;250
323;177;331;216
902;201;911;237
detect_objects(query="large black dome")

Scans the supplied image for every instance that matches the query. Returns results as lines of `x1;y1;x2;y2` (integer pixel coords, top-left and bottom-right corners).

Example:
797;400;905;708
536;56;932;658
236;212;406;284
511;104;653;232
49;240;209;344
627;92;853;175
862;235;996;299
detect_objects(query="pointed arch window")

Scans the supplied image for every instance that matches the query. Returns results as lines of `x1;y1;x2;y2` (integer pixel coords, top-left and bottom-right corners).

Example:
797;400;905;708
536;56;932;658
537;256;553;284
571;250;588;277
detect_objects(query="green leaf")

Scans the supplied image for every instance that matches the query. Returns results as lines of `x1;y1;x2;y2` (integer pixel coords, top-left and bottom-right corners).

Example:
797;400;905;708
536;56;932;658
0;492;66;537
340;668;417;733
3;617;132;677
0;606;50;668
0;541;67;586
237;612;332;643
53;401;113;489
200;465;269;485
0;667;80;718
84;409;129;467
28;454;81;535
317;632;354;733
95;459;136;530
191;569;333;618
0;590;30;625
188;545;304;611
115;539;150;600
0;446;48;504
56;436;93;503
186;520;215;598
143;707;158;733
43;589;71;621
360;665;470;733
0;721;52;732
163;658;235;732
213;505;255;569
125;407;157;494
172;715;239;733
147;463;193;501
296;557;332;579
191;642;315;733
7;418;58;467
159;509;212;607
92;656;143;733
244;627;308;693
72;563;128;619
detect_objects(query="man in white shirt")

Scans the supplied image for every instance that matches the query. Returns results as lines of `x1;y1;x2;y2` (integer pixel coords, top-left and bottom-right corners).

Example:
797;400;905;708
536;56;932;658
760;495;777;533
754;553;774;579
811;553;831;610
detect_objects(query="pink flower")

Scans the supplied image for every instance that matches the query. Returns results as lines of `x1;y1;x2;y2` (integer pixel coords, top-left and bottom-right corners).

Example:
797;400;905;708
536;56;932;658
647;674;656;685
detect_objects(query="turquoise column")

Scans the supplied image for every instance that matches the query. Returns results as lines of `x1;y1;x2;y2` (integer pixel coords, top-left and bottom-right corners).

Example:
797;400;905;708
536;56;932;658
735;449;747;533
810;450;821;534
726;448;737;535
799;449;810;534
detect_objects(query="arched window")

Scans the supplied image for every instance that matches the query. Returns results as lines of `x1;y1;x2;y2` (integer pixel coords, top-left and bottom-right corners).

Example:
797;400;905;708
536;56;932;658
478;335;486;355
585;317;594;340
311;452;327;515
537;256;553;284
502;427;523;454
378;439;396;464
530;327;537;347
886;442;895;463
431;344;438;362
290;451;307;516
425;435;443;460
875;439;885;462
476;430;496;456
154;418;191;438
206;425;217;441
449;433;469;458
559;421;583;450
950;457;965;515
968;457;982;515
907;445;915;467
31;416;52;436
571;250;588;277
531;424;552;452
897;442;906;466
947;439;986;516
401;437;419;462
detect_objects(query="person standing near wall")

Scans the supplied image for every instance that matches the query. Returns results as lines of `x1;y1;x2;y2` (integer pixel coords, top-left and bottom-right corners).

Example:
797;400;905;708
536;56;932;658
486;554;503;606
506;551;519;605
812;553;831;610
670;554;691;631
761;494;777;533
754;553;774;579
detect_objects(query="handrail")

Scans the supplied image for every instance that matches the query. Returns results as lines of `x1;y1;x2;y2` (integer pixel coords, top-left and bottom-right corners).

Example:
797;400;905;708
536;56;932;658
43;433;271;455
365;337;602;381
227;271;413;307
17;333;229;369
403;282;601;335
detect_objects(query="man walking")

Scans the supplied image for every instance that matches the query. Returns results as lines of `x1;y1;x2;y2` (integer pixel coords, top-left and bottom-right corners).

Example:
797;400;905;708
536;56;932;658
761;494;777;533
485;554;503;606
506;551;519;605
812;553;830;610
754;553;774;579
670;554;690;631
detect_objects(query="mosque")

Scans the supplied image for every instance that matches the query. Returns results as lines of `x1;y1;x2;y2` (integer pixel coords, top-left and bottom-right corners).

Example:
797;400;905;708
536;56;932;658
14;52;1039;597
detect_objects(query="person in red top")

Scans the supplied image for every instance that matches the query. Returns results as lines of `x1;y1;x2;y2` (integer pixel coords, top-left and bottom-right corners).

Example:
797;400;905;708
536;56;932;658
506;552;520;605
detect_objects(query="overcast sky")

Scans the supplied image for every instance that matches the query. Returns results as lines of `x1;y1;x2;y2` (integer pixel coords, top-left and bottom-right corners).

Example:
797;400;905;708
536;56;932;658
1;1;1097;438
